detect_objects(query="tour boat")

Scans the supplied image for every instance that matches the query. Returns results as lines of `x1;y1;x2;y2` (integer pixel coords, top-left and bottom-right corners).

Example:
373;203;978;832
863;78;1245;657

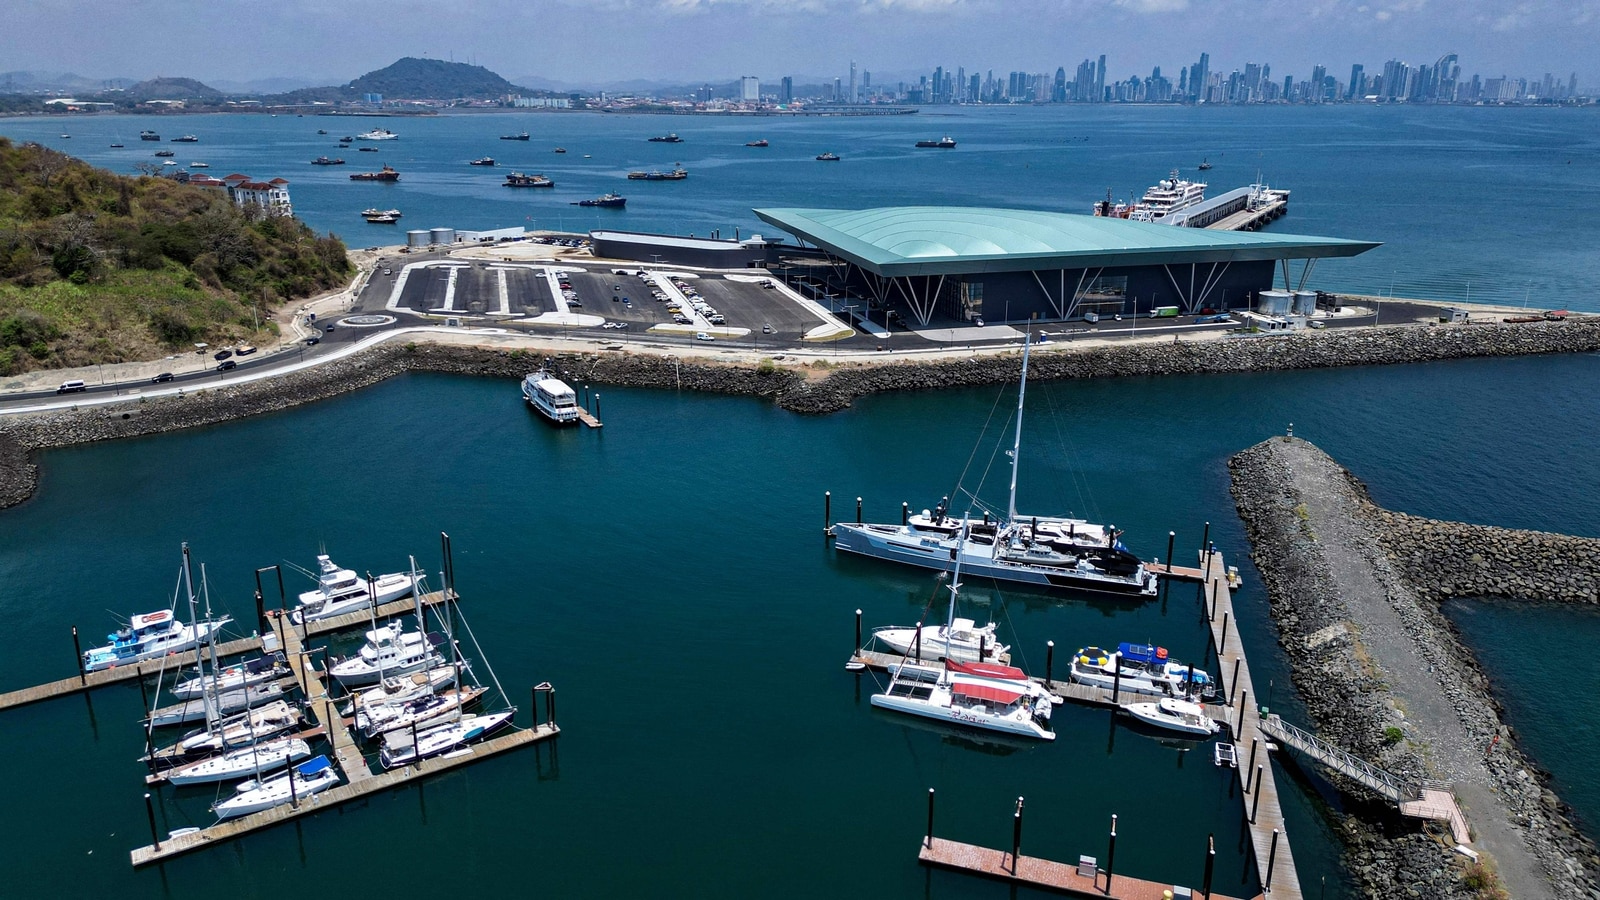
1123;697;1221;737
163;737;312;786
356;128;398;141
361;209;402;224
871;617;1007;664
212;755;339;820
521;366;581;424
81;608;228;672
832;331;1158;597
1094;170;1207;222
1069;643;1214;699
379;710;515;768
290;553;419;624
171;653;288;700
328;625;448;687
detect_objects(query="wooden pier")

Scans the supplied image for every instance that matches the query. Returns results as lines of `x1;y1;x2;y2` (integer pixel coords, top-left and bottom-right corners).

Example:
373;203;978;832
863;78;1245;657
271;610;373;784
576;408;602;428
0;589;455;713
919;836;1255;900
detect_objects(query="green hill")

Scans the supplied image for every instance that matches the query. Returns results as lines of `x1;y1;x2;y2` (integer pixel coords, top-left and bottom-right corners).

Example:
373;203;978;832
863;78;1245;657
126;76;224;101
0;138;350;374
344;57;524;100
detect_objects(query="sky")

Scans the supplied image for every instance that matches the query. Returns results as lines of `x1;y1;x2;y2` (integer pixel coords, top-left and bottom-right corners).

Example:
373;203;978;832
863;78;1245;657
5;0;1597;90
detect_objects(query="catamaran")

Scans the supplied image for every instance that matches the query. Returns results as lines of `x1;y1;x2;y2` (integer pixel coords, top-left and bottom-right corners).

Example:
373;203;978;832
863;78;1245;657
289;553;419;624
832;331;1158;597
212;755;340;820
1069;643;1214;699
869;520;1057;741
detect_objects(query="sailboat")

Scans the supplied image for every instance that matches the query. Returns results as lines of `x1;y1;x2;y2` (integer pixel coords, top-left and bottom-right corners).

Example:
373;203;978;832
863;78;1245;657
211;755;340;820
163;737;312;786
831;330;1158;597
171;653;287;700
378;710;515;768
869;519;1057;741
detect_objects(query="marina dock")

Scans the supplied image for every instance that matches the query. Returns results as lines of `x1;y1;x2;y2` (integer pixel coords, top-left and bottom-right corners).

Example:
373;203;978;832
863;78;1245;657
0;589;456;713
919;835;1254;900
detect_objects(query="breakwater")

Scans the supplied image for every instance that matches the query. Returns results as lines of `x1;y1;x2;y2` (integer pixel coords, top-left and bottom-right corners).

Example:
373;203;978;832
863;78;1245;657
1230;437;1600;899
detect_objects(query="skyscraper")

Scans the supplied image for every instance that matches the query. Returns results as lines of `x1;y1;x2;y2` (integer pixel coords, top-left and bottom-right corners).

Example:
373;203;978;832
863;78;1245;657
1095;55;1107;102
1193;52;1210;102
779;76;793;104
849;61;858;103
1348;64;1365;100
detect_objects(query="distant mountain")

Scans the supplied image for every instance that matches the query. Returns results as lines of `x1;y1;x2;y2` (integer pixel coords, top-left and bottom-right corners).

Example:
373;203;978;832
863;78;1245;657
0;70;136;94
343;57;525;100
127;77;224;101
208;76;330;95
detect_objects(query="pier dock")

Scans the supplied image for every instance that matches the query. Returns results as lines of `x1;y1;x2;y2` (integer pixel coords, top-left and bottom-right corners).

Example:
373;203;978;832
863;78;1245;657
919;835;1253;900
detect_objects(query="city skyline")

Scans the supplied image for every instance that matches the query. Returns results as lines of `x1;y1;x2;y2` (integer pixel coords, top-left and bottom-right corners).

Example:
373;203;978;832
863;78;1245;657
2;0;1596;91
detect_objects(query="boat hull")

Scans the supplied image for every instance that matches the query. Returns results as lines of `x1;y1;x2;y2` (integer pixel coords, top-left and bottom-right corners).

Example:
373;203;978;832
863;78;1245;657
1123;701;1220;737
870;691;1053;741
165;739;311;786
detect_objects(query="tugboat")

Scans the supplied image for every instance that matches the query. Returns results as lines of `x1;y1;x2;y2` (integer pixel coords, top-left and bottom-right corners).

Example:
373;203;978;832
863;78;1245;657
468;156;496;166
914;136;958;149
170;134;199;143
572;193;626;208
745;139;769;147
816;152;841;162
647;133;683;143
500;131;531;141
350;165;400;182
311;156;346;166
139;130;161;141
503;172;554;188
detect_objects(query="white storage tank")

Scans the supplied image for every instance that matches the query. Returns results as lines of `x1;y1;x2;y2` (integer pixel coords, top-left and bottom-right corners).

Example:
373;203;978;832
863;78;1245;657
1292;291;1318;316
1258;290;1293;316
406;230;429;249
429;227;456;245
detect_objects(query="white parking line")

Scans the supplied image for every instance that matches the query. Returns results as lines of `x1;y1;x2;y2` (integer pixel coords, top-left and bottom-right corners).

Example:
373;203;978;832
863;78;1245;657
496;269;511;316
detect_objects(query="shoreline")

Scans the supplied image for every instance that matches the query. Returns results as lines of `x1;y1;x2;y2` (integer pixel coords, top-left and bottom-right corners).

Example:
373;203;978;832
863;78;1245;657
1230;437;1600;899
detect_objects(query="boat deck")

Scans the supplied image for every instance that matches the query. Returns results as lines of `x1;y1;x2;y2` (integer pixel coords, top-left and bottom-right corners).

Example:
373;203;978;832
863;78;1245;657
919;836;1255;900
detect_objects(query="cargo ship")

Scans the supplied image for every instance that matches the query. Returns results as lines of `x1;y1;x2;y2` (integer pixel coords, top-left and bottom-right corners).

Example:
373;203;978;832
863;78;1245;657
627;169;687;181
915;136;957;148
350;165;400;182
647;133;683;143
500;131;530;141
572;193;626;208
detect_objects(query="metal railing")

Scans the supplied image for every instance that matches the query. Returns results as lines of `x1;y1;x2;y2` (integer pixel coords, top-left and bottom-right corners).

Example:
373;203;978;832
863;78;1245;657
1260;713;1420;802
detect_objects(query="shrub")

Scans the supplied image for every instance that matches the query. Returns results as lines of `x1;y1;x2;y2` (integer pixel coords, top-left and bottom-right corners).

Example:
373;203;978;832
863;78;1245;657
1382;726;1404;746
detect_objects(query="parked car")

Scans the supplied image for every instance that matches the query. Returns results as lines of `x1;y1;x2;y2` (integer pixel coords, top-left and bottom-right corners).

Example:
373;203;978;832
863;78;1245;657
151;372;174;383
761;323;774;334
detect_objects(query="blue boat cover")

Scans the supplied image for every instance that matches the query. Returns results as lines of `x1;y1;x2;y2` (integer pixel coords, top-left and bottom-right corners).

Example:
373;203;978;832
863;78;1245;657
1118;643;1166;666
296;755;332;775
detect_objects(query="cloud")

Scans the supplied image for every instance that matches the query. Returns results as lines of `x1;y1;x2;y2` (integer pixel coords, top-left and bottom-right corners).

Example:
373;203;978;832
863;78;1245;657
1113;0;1190;12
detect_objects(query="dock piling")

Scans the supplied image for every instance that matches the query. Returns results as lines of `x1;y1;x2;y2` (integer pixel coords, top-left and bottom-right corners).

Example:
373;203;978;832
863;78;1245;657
1246;739;1259;790
1111;653;1122;703
531;685;540;728
1105;813;1118;894
824;491;831;531
902;501;909;526
144;792;160;851
854;609;862;653
547;685;557;726
594;393;600;422
1219;611;1230;654
856;496;862;524
1238;688;1249;724
136;667;150;712
287;755;298;808
1204;834;1215;899
926;788;935;848
1250;767;1264;822
915;624;922;662
1012;797;1024;874
1199;522;1210;563
254;589;265;634
1045;641;1054;685
71;626;84;685
1230;658;1242;702
1266;828;1280;891
1209;580;1219;622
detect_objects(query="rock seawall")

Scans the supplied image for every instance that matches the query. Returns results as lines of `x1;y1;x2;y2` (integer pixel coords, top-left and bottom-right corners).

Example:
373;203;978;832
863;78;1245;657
1231;437;1600;899
1373;510;1600;604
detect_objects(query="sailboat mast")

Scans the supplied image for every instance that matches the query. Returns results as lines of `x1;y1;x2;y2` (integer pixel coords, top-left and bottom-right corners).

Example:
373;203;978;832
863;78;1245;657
943;517;969;661
1005;329;1034;527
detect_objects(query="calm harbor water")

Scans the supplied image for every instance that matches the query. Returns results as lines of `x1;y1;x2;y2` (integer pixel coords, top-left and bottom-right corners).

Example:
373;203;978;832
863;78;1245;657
3;355;1600;896
4;104;1599;309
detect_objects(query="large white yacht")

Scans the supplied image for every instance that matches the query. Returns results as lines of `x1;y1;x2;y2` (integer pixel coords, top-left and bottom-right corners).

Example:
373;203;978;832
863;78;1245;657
81;609;229;672
521;367;581;424
328;625;448;687
290;554;419;624
355;128;398;141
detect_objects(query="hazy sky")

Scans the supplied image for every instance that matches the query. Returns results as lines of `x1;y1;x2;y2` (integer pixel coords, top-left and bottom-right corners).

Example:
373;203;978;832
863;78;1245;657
7;0;1597;88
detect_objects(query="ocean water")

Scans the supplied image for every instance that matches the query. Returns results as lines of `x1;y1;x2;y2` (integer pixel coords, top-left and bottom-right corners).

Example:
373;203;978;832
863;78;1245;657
4;104;1599;309
4;355;1600;896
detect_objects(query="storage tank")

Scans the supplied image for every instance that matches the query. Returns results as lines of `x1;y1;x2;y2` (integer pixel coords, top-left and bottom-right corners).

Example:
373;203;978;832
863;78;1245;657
1292;291;1318;316
406;230;429;249
1258;290;1293;316
429;227;456;245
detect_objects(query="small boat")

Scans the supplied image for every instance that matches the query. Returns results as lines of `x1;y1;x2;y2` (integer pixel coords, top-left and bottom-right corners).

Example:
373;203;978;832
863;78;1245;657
362;209;402;224
163;737;312;786
915;136;957;149
816;152;841;161
60;133;70;139
328;625;448;687
317;129;327;135
171;653;288;700
553;147;567;153
468;156;496;167
289;553;418;623
170;134;198;143
1198;158;1213;170
310;156;346;165
356;128;398;141
872;617;1006;664
189;161;209;168
572;193;625;208
357;146;380;152
503;172;554;188
82;608;229;673
212;755;340;820
1069;643;1213;699
139;130;160;141
745;139;768;147
109;143;124;148
1123;697;1221;737
162;160;178;167
350;165;400;182
521;366;581;424
344;664;461;718
647;133;683;143
500;131;531;141
379;711;515;768
154;150;176;157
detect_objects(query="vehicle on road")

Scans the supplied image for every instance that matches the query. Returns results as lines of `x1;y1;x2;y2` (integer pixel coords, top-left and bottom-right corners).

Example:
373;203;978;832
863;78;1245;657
218;360;237;371
1194;313;1231;324
152;372;174;383
762;323;774;334
694;332;715;342
304;337;320;345
324;324;336;332
56;379;87;394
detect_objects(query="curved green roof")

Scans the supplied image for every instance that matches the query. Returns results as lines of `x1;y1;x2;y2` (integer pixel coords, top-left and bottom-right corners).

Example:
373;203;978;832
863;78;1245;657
752;206;1379;277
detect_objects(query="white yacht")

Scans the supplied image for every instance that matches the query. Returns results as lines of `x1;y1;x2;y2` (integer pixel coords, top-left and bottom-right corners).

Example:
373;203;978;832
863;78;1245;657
171;653;288;700
328;625;447;687
290;554;419;624
212;755;340;820
343;664;460;718
1126;170;1207;222
82;608;229;672
164;737;312;786
871;617;1007;664
521;366;581;424
832;332;1158;597
1069;643;1214;699
355;128;398;141
379;710;515;768
1123;697;1221;737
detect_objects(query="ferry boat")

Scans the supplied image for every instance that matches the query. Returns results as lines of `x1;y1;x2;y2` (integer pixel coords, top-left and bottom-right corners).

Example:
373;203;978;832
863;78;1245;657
522;366;581;424
468;156;496;167
816;152;841;162
362;208;402;223
139;130;161;141
356;128;398;141
647;133;683;143
745;139;769;147
1093;170;1207;222
503;172;554;188
500;131;531;141
572;193;626;208
915;136;957;148
81;609;230;672
170;134;198;143
350;165;400;182
310;156;345;165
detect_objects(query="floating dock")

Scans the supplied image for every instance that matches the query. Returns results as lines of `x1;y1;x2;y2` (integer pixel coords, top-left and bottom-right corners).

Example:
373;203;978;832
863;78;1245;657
919;836;1254;900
